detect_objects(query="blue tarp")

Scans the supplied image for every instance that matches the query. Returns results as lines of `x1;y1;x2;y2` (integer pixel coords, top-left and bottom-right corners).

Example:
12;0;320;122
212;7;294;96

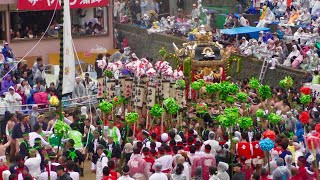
220;26;270;39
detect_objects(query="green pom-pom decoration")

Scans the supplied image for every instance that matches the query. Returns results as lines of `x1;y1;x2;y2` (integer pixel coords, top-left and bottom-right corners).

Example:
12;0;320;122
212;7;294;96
268;113;281;124
238;117;253;129
205;83;221;94
54;120;70;137
126;112;139;124
237;92;248;102
163;97;180;115
176;80;186;89
279;76;294;89
112;96;123;106
150;104;164;117
256;109;264;117
300;94;311;105
228;83;239;94
104;70;113;78
258;85;272;100
226;96;235;104
191;81;203;91
99;100;113;114
217;107;239;127
196;103;208;114
219;82;231;96
249;77;260;89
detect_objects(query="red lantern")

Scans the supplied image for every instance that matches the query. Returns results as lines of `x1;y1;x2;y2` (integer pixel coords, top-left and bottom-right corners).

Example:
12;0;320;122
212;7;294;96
300;87;311;95
299;111;310;125
263;130;276;141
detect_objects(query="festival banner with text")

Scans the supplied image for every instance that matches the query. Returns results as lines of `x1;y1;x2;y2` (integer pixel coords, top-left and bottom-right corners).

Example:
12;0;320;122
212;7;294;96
18;0;109;11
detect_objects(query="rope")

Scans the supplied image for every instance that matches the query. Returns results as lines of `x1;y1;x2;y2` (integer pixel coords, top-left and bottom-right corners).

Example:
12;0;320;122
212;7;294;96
0;0;59;80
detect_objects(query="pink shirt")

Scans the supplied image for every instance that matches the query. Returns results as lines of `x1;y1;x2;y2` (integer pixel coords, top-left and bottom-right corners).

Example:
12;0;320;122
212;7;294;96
128;154;147;177
198;154;216;180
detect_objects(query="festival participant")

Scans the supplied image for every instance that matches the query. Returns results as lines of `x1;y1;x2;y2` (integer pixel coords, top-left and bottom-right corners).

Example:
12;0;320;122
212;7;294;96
251;132;263;174
154;146;173;173
279;142;292;165
105;120;121;145
63;139;85;174
101;166;116;180
142;147;155;176
94;145;109;180
236;132;252;165
117;165;134;180
12;114;30;155
105;135;121;160
198;144;216;180
89;130;106;171
201;131;219;156
149;162;168;180
272;158;290;179
232;163;245;180
297;156;308;179
56;165;72;180
128;148;148;179
216;162;230;180
19;133;30;159
29;124;50;147
9;154;29;175
39;160;58;180
171;163;187;180
24;149;41;179
66;161;79;180
107;160;120;179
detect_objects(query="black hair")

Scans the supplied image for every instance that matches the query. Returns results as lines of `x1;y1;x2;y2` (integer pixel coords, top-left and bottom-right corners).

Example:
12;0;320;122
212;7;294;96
66;161;75;171
34;124;42;132
122;165;130;173
209;167;218;175
103;166;110;176
175;163;184;175
108;160;115;169
56;165;65;171
190;145;196;154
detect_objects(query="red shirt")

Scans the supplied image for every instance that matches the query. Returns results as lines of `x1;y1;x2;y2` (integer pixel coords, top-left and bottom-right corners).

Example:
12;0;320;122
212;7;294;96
298;166;307;179
109;171;118;179
273;147;282;154
237;142;252;161
0;164;8;180
288;175;303;180
143;157;155;173
102;176;116;180
261;175;272;180
251;141;264;158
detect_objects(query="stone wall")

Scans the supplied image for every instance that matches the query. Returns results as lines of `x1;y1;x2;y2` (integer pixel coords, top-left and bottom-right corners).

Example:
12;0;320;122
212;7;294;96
116;23;305;87
228;56;306;87
115;23;188;61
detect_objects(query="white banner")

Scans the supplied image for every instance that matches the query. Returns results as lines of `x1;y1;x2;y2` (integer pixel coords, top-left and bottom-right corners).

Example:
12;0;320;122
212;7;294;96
62;0;75;94
305;83;320;100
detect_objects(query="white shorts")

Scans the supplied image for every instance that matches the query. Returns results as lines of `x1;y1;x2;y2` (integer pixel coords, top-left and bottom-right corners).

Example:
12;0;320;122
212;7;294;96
252;157;263;165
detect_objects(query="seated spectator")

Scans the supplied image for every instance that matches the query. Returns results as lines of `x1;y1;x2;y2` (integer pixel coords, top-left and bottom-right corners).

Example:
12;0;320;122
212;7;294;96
1;75;14;95
33;64;46;84
32;57;42;76
14;62;24;82
1;42;14;61
72;77;86;102
21;70;34;87
257;7;275;27
5;86;22;113
47;20;59;37
33;80;46;93
85;22;94;35
1;62;12;78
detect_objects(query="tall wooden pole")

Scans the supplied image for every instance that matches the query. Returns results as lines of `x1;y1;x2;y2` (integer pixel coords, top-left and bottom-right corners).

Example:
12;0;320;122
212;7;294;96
56;0;64;156
58;0;64;118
